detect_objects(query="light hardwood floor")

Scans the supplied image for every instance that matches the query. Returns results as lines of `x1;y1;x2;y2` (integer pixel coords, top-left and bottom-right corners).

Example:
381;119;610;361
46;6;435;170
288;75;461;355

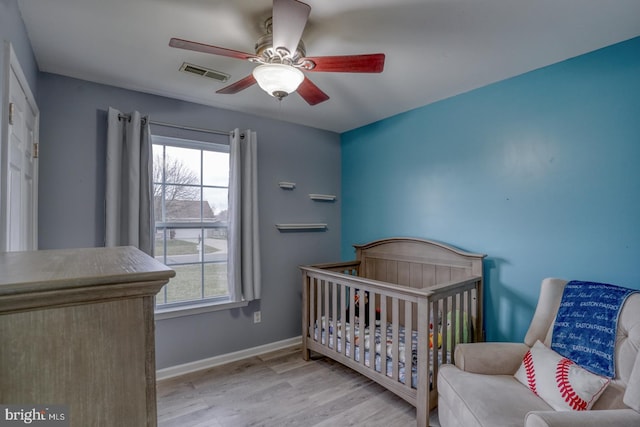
157;345;440;427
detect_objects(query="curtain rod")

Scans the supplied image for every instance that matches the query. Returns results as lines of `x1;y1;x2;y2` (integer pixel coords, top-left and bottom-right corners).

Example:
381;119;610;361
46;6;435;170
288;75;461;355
117;113;231;136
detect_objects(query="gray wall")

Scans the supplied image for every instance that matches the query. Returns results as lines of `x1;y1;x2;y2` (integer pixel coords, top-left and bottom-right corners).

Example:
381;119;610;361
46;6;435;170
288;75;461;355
0;0;38;92
37;73;341;368
0;0;39;181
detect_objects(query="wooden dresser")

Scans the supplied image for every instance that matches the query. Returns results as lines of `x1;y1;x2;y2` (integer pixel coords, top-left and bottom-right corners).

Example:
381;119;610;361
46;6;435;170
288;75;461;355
0;246;175;427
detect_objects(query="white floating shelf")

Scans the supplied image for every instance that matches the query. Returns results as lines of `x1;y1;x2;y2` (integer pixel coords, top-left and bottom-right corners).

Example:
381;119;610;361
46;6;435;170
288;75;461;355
309;194;336;201
278;181;296;189
275;223;327;231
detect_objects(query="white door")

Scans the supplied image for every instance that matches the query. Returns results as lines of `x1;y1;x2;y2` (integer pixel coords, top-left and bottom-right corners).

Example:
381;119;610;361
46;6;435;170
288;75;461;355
1;43;39;251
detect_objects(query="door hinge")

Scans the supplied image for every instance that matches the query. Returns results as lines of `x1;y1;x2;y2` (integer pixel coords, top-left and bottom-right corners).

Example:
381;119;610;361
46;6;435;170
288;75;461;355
8;102;14;125
33;142;39;159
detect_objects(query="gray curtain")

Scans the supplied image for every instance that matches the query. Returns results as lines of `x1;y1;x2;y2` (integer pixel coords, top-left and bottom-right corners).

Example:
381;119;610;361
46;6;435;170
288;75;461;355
105;107;154;256
228;129;261;301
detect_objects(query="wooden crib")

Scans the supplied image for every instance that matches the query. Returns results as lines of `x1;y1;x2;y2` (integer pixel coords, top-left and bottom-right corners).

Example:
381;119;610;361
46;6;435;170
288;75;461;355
300;237;485;427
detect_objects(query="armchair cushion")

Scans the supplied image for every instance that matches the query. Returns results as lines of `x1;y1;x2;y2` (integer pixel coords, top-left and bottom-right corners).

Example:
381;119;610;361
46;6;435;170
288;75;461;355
514;341;610;411
438;365;551;427
455;342;529;375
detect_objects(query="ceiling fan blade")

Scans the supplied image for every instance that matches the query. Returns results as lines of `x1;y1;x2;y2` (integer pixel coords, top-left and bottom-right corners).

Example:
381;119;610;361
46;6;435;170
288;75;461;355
169;38;257;61
216;75;257;94
297;77;329;106
272;0;311;55
302;53;385;73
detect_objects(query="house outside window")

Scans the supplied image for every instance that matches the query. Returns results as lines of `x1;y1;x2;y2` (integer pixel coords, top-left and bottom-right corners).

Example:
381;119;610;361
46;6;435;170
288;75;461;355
152;135;230;308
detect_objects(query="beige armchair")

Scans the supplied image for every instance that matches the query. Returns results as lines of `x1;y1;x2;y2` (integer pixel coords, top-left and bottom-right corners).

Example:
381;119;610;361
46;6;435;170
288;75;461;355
437;278;640;427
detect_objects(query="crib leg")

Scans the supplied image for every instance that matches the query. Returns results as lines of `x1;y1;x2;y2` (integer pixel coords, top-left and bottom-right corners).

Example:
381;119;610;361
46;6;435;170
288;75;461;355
302;339;310;361
417;405;429;427
416;387;430;427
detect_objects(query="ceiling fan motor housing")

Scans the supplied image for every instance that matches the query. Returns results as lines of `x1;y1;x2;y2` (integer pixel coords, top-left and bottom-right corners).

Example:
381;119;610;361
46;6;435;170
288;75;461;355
255;17;306;65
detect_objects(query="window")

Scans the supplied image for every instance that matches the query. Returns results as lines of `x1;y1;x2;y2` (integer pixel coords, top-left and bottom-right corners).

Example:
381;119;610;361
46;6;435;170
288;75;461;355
152;135;230;309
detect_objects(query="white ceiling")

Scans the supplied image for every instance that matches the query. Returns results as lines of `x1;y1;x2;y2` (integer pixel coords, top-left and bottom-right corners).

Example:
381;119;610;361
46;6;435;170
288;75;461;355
17;0;640;133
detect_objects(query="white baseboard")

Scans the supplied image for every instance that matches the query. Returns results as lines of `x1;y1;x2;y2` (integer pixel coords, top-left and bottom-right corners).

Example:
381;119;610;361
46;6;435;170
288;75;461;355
156;336;302;381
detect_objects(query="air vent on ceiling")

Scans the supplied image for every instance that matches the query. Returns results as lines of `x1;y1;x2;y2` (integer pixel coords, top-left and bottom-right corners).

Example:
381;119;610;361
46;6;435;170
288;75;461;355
179;62;230;83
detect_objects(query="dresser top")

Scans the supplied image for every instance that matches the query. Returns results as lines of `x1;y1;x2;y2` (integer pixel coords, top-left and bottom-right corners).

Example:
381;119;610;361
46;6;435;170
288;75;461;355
0;246;175;297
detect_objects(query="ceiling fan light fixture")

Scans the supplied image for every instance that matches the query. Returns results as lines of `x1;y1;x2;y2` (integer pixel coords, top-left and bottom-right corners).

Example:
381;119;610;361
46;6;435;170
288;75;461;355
252;63;304;100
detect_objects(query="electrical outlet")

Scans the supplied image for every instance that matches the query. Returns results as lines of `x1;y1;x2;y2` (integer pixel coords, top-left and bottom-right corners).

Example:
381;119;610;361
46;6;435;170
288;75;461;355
253;311;261;324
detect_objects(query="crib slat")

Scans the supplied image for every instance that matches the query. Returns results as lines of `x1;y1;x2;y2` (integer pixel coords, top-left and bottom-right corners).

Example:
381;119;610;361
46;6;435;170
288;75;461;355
369;291;377;332
340;284;347;356
471;286;479;341
404;300;412;386
369;290;377;371
380;296;388;377
430;298;439;394
429;299;442;398
324;280;330;347
451;294;458;355
331;281;337;351
349;285;356;360
456;292;465;365
475;280;483;341
470;287;477;341
317;281;323;344
462;289;470;345
310;278;316;343
358;289;365;367
392;297;399;381
441;296;449;362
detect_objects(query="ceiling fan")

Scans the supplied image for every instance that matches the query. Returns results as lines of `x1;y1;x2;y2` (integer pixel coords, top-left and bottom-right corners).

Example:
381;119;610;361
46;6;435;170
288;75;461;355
169;0;385;106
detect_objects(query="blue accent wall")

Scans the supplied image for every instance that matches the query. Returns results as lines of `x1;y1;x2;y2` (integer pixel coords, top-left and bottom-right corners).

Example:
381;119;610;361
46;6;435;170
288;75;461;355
341;36;640;342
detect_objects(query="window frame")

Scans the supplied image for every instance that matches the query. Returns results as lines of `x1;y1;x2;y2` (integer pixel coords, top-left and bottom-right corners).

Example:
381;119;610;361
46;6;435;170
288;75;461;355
151;134;242;317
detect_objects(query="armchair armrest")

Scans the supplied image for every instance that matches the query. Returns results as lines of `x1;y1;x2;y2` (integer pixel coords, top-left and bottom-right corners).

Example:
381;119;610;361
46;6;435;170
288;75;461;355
455;342;529;375
525;409;640;427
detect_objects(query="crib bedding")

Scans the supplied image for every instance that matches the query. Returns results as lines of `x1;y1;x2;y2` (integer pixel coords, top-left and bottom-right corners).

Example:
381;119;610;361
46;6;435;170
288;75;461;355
314;317;448;388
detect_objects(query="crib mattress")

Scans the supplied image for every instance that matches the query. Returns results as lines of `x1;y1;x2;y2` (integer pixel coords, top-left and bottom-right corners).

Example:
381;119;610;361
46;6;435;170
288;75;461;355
314;317;449;389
